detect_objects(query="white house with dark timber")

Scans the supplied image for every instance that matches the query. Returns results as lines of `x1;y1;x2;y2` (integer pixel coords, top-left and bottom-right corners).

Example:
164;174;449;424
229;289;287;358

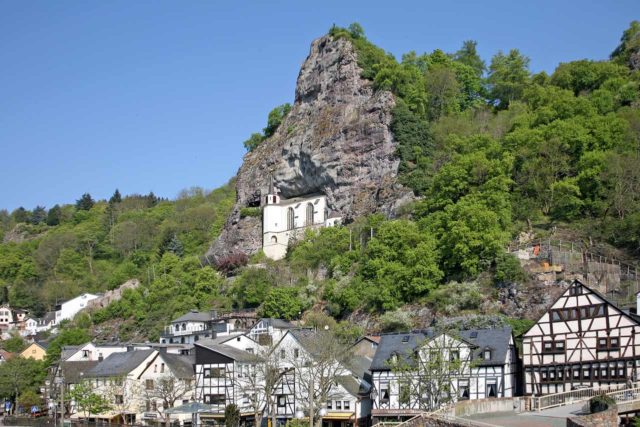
261;179;341;261
369;327;517;423
522;279;640;396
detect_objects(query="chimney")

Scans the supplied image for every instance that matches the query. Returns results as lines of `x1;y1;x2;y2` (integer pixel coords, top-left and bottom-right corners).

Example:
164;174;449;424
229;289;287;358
158;346;167;354
126;345;134;352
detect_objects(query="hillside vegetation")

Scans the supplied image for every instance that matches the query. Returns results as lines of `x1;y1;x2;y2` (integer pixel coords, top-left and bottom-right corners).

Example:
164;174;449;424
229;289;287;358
2;22;640;343
0;184;235;340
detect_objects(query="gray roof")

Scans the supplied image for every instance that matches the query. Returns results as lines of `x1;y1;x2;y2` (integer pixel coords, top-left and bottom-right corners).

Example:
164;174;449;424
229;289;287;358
61;361;100;384
195;339;258;363
161;353;194;379
61;345;83;361
335;375;370;397
86;349;155;377
172;310;212;323
459;327;513;366
260;318;295;329
370;327;513;371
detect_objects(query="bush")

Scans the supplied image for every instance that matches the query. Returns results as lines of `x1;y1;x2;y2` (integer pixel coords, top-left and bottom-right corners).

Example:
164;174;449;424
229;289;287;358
215;253;248;275
589;395;616;414
494;253;526;284
239;207;261;218
379;310;412;332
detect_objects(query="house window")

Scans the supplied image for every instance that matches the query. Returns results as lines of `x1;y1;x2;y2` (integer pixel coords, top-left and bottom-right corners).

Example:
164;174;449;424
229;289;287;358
154;365;157;373
160;363;165;373
458;380;470;400
204;395;225;405
450;351;460;362
598;337;621;351
115;395;124;404
280;349;286;360
380;383;390;403
287;208;295;230
145;400;151;412
343;401;350;410
306;203;314;226
277;395;286;407
327;401;332;410
82;350;90;358
203;368;211;378
336;401;342;410
152;401;157;411
211;368;225;378
294;348;299;358
146;379;154;390
486;380;497;398
543;340;566;354
484;349;491;360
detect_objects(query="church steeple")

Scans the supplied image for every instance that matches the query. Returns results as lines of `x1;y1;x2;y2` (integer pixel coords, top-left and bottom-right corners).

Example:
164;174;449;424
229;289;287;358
265;175;280;205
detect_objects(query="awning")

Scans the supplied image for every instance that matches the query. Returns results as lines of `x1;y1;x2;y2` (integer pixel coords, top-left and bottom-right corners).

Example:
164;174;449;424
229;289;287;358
70;411;133;420
322;412;355;421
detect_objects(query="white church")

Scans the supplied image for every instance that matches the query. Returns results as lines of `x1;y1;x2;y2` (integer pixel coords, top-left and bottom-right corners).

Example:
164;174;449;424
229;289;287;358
262;179;341;260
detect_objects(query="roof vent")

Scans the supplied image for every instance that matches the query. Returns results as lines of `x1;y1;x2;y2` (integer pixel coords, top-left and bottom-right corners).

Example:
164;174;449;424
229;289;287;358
401;336;410;343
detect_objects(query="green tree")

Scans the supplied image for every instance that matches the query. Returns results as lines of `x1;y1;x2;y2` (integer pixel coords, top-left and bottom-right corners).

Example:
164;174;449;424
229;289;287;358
17;389;41;411
454;40;486;77
224;404;241;427
30;206;47;225
611;21;640;68
68;380;112;418
45;327;91;365
263;103;292;138
46;204;62;226
260;287;304;320
487;49;531;108
1;332;26;353
231;268;275;308
11;207;30;224
109;189;122;205
361;220;443;310
75;193;95;211
243;132;264;152
0;357;46;411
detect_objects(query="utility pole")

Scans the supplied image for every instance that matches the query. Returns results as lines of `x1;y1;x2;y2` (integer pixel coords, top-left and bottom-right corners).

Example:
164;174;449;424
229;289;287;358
59;363;64;427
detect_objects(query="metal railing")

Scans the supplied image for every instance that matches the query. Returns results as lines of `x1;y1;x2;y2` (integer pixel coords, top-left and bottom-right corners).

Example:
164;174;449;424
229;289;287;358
532;382;636;411
605;386;640;404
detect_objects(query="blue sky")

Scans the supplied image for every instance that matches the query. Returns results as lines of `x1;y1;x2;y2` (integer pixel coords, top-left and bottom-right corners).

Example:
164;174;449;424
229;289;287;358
0;0;637;211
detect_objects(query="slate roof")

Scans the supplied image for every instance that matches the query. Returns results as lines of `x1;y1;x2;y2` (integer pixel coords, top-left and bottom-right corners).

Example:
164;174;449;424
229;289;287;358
86;349;155;377
260;318;295;329
335;375;369;397
370;327;513;371
459;327;513;366
161;353;195;379
61;361;100;383
60;345;84;361
172;310;212;323
195;339;258;363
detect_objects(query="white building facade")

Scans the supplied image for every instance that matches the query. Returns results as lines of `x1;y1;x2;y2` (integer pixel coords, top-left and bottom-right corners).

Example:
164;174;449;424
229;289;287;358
55;293;99;324
261;181;341;261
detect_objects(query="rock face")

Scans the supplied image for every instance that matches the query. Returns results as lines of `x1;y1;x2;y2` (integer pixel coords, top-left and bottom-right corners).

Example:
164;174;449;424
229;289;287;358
207;34;413;260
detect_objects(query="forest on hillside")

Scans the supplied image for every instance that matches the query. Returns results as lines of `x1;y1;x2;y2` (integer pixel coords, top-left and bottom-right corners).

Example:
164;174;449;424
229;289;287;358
1;22;639;346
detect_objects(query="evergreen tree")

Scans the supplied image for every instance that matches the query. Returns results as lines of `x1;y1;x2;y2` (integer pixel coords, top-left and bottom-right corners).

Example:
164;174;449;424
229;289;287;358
109;189;122;205
30;206;47;225
75;193;95;211
46;205;62;226
11;207;30;224
165;234;184;257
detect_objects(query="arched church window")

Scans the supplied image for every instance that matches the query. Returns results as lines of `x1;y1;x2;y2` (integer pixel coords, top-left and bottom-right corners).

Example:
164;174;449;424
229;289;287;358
287;208;295;230
271;235;277;243
306;203;314;226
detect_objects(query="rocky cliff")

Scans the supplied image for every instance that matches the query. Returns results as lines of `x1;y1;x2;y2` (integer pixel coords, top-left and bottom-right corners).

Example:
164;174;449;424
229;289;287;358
207;34;413;260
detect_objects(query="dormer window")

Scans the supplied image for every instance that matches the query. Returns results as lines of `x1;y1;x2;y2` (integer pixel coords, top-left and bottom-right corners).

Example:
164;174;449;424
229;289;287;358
483;349;491;360
389;353;398;364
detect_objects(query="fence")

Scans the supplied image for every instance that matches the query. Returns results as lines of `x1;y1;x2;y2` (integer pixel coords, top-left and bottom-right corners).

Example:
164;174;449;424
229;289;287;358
508;238;640;307
531;382;633;411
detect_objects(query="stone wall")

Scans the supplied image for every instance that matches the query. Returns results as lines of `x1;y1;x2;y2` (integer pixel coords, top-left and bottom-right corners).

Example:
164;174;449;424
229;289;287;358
453;397;528;417
86;279;140;310
566;407;618;427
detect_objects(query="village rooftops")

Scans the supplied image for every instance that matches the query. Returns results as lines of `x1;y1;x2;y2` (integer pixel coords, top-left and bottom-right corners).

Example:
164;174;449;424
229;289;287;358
86;349;155;377
170;310;215;324
370;327;513;371
194;339;259;363
156;353;195;379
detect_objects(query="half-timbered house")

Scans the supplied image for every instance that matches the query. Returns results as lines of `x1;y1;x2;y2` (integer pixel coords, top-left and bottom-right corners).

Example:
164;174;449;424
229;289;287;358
369;327;516;423
522;279;640;395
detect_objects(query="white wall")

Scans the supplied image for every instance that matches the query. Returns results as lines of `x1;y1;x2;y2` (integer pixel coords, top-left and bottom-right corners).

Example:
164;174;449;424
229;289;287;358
56;293;99;323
